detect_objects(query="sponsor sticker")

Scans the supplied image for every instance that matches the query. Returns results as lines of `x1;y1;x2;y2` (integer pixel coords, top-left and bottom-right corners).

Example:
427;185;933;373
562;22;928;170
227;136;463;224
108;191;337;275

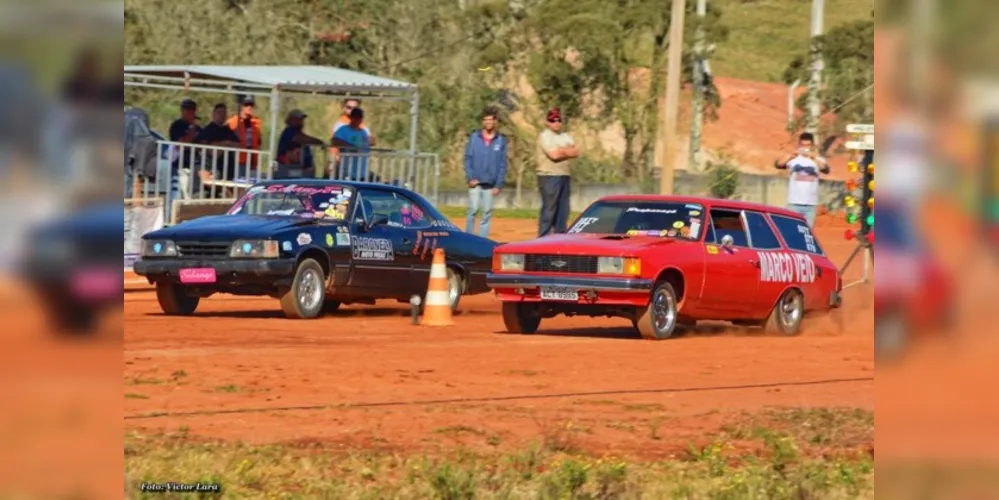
325;234;334;247
568;217;600;233
352;236;394;261
335;233;351;246
282;241;292;252
706;245;719;255
297;233;312;245
672;220;685;229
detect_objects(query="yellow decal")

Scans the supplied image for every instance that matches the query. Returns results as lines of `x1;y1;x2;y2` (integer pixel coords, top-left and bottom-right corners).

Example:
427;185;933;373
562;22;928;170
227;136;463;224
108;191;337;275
672;220;684;229
689;210;701;216
325;233;334;247
659;230;669;237
626;229;639;236
706;245;719;255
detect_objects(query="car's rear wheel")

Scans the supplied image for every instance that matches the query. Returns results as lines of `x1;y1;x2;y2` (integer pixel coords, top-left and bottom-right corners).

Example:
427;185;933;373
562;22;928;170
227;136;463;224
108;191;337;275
634;282;680;340
763;288;804;335
156;282;200;316
280;259;326;319
501;302;541;334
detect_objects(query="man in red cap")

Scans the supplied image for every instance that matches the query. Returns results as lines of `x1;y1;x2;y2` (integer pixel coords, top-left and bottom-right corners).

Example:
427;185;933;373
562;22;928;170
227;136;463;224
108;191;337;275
535;108;579;236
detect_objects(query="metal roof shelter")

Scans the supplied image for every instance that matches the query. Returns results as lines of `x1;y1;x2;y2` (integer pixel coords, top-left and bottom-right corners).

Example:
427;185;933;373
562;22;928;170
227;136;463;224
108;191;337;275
123;65;421;162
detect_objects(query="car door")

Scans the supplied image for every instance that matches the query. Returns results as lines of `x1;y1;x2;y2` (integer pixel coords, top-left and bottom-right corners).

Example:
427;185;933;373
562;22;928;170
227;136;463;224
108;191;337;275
394;193;441;295
698;209;759;317
743;210;792;316
349;189;410;292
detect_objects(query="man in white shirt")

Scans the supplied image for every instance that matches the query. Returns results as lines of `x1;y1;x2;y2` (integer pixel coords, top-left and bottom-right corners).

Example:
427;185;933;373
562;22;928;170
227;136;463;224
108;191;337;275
536;108;579;236
774;132;830;226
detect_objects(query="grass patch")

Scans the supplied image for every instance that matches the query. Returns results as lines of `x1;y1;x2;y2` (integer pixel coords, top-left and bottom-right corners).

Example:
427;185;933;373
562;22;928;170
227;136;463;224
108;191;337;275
125;377;165;386
433;425;488;437
125;393;150;400
713;0;873;82
124;431;874;499
720;407;874;450
214;385;239;393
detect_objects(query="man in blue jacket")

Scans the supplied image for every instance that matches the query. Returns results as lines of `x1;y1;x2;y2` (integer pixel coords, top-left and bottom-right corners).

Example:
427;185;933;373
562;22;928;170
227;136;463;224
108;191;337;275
463;108;508;238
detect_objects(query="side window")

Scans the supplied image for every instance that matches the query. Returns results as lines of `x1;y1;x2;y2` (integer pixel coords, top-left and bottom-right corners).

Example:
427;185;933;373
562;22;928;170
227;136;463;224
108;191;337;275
357;189;403;226
708;209;749;247
770;214;825;255
744;211;783;249
396;193;431;228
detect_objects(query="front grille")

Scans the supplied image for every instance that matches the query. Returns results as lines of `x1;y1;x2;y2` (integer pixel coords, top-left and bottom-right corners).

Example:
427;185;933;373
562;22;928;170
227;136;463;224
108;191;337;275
177;242;232;259
525;254;598;274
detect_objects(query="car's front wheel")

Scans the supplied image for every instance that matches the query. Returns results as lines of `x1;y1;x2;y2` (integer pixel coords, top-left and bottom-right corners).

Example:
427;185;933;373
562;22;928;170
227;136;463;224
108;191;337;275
420;266;463;315
634;281;680;340
501;302;541;334
156;282;200;316
280;259;326;319
763;288;805;335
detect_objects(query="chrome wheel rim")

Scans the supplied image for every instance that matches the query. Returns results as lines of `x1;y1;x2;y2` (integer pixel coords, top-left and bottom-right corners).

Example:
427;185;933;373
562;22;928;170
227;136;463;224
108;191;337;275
298;268;323;311
779;291;802;328
448;271;460;307
652;288;677;334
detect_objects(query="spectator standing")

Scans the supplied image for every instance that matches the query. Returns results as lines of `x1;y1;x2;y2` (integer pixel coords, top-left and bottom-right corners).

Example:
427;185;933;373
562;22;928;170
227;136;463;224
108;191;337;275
330;107;372;181
535;108;579;236
225;95;262;179
168;99;202;198
277;109;326;178
463;108;508;238
332;98;374;143
195;103;240;179
774;132;830;227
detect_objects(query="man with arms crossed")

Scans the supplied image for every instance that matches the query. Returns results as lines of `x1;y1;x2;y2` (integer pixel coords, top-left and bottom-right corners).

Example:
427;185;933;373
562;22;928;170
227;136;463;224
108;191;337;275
536;108;579;236
774;132;830;227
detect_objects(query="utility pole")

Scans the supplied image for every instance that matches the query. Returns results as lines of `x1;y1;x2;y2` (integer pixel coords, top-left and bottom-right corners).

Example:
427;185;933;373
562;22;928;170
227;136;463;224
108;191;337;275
687;0;707;172
658;0;686;195
806;0;824;139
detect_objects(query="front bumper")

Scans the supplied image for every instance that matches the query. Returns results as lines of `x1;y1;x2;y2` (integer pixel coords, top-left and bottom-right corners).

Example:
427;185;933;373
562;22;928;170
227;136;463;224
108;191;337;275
486;273;654;292
134;258;296;284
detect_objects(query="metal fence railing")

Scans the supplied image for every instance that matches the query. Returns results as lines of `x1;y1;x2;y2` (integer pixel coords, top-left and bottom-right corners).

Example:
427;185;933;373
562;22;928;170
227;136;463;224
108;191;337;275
127;141;441;226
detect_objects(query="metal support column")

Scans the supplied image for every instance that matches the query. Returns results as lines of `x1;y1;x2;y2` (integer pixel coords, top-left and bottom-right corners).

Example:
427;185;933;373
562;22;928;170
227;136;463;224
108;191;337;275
265;86;282;180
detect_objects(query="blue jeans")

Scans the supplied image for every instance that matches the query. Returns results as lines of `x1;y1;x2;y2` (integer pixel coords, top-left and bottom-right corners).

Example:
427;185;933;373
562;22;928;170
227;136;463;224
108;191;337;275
787;203;817;227
466;186;495;237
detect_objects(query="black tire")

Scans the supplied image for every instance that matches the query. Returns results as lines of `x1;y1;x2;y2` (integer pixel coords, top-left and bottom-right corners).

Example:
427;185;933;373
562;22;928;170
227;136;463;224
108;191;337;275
155;282;200;316
634;282;680;340
280;259;326;319
323;299;342;314
501;302;541;334
763;288;805;336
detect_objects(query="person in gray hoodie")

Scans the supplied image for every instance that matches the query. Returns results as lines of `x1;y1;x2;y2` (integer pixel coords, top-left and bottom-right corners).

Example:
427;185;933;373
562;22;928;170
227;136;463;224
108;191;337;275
463;107;508;238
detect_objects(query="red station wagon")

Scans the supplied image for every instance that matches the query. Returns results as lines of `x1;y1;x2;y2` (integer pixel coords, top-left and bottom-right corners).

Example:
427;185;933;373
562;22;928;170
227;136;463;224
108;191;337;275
487;195;843;339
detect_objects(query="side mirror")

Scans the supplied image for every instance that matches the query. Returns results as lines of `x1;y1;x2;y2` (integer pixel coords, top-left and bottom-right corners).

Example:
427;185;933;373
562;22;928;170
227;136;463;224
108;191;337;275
364;213;389;231
720;234;735;248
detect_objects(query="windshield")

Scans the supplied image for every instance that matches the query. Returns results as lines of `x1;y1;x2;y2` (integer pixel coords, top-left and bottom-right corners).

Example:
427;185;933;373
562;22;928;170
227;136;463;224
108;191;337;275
227;183;355;221
567;201;706;240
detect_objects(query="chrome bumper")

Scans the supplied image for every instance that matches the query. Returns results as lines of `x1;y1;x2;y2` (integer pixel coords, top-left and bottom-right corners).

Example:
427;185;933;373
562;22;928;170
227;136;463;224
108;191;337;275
486;273;654;292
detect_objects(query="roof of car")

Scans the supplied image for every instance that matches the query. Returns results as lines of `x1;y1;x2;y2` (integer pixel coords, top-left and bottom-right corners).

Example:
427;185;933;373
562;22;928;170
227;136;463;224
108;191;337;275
597;194;806;220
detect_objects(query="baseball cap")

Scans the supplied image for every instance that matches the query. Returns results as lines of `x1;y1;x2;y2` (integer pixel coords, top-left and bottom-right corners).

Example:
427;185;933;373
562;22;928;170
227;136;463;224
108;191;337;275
241;95;255;106
349;107;364;119
180;98;197;109
546;108;562;122
287;109;307;120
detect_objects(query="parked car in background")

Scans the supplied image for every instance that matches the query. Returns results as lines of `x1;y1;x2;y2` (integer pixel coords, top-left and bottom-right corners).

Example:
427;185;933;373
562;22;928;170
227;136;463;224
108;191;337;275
488;195;843;339
134;180;497;319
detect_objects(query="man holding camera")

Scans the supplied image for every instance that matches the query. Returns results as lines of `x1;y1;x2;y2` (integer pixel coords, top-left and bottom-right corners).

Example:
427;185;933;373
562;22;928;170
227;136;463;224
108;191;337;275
774;132;830;227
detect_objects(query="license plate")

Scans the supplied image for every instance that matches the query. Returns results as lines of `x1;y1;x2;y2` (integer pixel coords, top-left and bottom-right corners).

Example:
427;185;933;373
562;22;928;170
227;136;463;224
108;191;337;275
540;286;578;301
179;268;217;284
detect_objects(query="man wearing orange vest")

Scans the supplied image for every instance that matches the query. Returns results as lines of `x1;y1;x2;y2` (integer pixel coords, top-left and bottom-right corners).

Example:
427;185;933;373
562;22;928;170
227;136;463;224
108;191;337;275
225;95;263;179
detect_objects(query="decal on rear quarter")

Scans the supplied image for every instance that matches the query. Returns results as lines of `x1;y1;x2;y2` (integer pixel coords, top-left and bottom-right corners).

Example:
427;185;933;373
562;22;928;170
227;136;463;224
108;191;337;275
757;251;816;284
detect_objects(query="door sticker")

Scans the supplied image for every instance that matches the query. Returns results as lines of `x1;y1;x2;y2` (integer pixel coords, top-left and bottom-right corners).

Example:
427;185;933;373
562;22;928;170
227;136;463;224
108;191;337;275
352;236;394;261
413;231;448;260
757;251;815;284
297;233;312;245
798;224;818;253
706;245;719;255
335;233;351;246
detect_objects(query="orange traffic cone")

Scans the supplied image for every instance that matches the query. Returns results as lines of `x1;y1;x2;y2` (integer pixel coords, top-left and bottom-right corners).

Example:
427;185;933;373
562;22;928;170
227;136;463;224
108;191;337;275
422;248;454;326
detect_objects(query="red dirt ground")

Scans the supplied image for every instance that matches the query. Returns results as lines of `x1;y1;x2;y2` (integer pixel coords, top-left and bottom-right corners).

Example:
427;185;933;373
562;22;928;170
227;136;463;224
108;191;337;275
124;215;873;458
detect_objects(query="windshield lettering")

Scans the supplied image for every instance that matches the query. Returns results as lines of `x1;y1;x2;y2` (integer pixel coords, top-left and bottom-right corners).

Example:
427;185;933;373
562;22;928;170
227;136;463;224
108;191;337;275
570;201;705;240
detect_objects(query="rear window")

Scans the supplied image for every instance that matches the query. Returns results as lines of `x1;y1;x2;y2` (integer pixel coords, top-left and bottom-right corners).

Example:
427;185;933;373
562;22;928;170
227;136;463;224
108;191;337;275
567;201;706;241
770;214;824;255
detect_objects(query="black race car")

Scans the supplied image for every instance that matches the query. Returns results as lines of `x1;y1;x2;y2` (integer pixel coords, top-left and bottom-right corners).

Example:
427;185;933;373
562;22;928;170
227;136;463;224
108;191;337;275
133;180;498;319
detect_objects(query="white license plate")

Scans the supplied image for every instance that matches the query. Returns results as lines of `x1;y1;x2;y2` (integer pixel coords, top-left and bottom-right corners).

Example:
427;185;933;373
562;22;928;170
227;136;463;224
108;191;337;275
540;286;578;301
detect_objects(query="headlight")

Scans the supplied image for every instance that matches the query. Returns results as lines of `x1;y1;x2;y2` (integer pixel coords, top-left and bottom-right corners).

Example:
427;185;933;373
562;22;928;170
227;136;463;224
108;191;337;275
230;240;280;258
142;240;177;257
495;253;525;272
597;256;641;276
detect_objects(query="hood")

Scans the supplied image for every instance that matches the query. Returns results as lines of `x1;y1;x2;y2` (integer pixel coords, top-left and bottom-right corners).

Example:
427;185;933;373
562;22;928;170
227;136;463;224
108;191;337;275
498;233;687;256
145;215;323;241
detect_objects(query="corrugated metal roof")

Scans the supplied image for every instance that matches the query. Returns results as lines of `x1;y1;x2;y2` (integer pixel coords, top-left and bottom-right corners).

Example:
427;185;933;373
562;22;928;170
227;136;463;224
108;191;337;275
124;65;416;92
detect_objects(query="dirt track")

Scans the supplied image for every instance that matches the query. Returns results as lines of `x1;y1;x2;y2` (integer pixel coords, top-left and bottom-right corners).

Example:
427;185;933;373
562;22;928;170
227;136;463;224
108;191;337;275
124;215;873;458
